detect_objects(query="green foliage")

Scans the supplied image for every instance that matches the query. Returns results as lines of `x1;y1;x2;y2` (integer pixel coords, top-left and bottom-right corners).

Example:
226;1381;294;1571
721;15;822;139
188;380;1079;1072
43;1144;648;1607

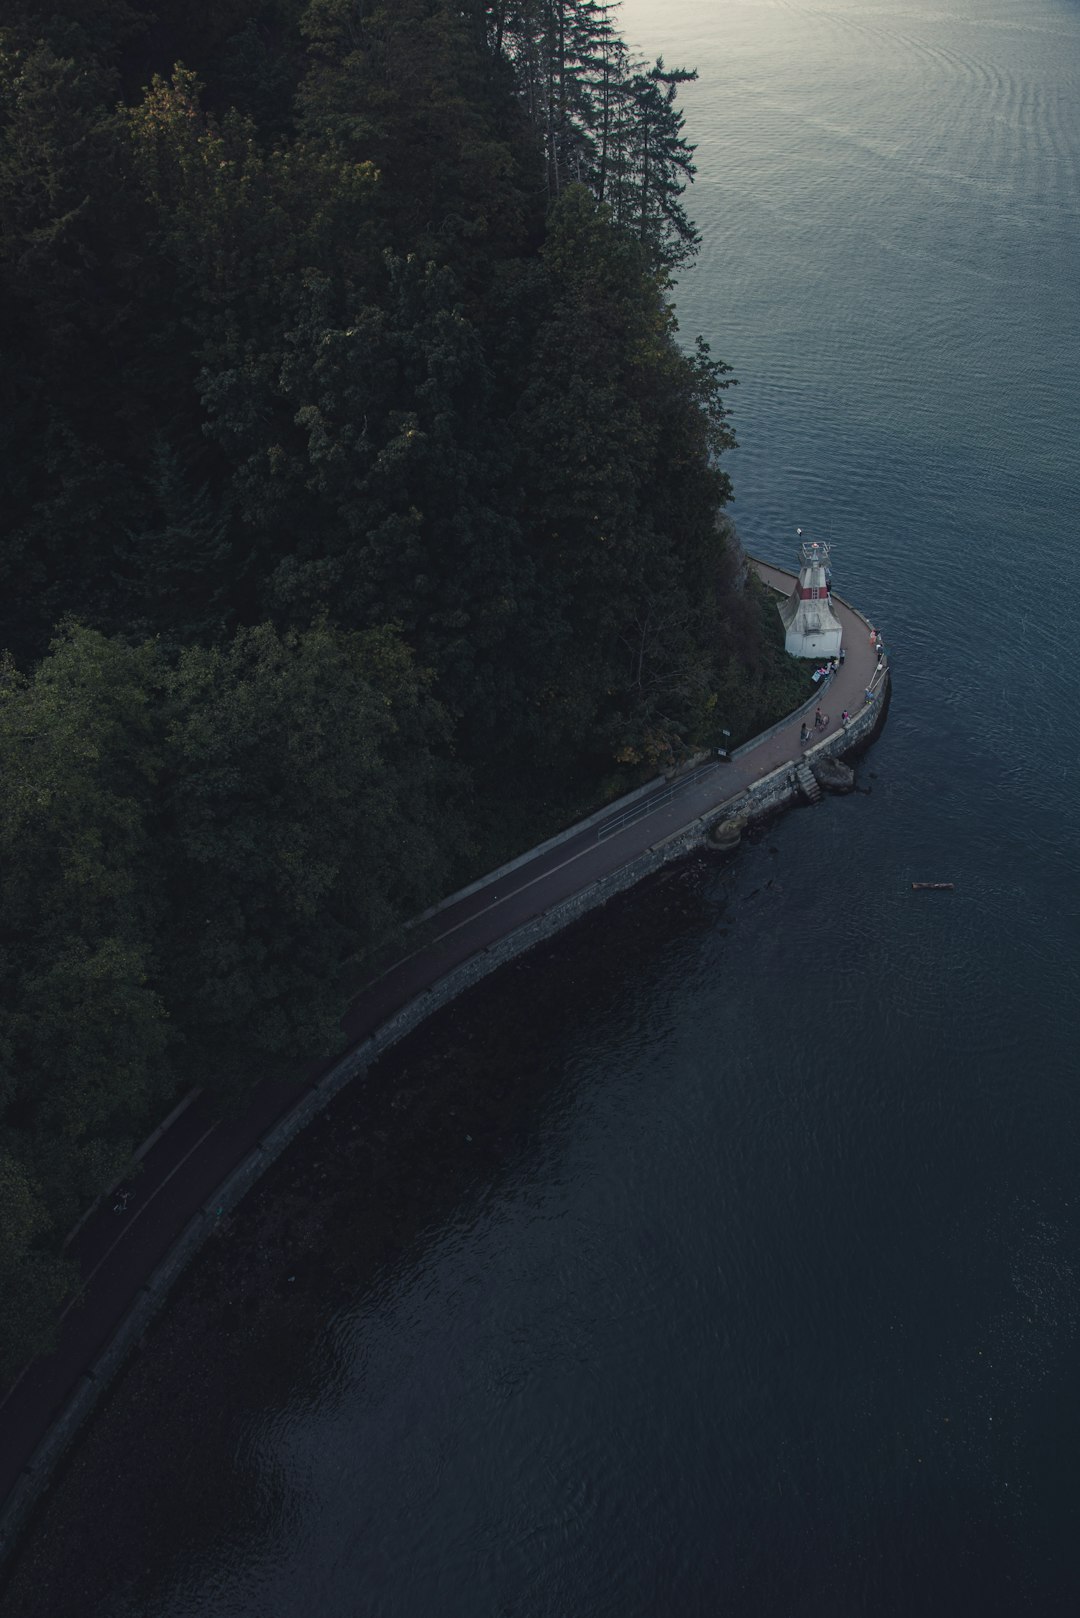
484;5;700;270
162;620;465;1091
298;0;533;269
0;615;466;1370
0;0;797;1373
512;184;741;764
708;575;817;748
0;1151;74;1377
113;438;233;647
0;629;171;1236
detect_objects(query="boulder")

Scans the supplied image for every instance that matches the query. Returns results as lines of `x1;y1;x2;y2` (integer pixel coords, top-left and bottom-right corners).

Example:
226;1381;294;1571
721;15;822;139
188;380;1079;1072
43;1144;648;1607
811;757;855;794
708;815;746;849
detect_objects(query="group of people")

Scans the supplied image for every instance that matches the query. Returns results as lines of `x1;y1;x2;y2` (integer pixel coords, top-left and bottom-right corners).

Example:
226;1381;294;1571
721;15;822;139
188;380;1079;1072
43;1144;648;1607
812;648;845;684
796;626;888;747
800;709;830;743
801;702;854;745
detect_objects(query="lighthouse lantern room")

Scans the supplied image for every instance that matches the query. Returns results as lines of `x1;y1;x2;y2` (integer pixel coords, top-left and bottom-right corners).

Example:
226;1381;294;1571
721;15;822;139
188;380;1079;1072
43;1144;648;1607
778;536;843;659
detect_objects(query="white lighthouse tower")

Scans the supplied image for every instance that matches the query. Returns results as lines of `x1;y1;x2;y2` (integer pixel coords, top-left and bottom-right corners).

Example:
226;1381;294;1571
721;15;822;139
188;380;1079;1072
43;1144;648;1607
778;535;843;659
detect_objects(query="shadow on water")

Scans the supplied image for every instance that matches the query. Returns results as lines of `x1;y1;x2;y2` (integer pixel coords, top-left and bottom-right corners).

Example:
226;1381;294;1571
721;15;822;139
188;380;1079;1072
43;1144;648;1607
1;851;746;1618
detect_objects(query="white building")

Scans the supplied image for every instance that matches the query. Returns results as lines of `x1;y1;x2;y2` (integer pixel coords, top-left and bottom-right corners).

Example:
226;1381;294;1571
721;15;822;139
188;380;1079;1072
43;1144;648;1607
778;538;843;659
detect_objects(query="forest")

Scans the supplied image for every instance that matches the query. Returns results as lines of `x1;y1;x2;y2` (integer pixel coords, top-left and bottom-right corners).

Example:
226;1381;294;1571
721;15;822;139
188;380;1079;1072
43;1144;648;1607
0;0;806;1374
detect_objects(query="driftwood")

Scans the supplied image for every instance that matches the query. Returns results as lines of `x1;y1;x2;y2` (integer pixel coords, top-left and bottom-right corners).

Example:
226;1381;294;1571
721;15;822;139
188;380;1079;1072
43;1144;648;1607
911;882;955;891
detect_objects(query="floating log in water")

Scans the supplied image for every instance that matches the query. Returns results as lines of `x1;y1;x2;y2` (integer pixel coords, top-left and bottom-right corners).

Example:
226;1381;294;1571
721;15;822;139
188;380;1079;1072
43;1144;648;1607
911;882;955;891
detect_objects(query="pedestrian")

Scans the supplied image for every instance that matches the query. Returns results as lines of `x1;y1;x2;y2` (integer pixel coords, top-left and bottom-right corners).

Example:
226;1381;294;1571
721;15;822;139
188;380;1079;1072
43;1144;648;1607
814;707;822;728
839;646;846;665
869;628;876;646
800;722;810;744
877;642;884;662
865;687;874;703
841;709;850;723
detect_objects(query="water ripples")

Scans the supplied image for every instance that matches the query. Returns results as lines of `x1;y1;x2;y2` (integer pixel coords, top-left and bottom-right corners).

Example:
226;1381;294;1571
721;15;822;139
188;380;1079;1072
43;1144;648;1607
12;3;1080;1614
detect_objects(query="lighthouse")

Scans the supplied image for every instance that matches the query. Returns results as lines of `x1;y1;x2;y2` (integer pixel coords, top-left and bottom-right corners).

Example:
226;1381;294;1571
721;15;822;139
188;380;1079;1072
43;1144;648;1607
778;536;843;659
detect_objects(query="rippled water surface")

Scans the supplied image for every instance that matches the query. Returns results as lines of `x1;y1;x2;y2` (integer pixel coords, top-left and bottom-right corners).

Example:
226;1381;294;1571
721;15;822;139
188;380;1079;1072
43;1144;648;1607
11;2;1080;1614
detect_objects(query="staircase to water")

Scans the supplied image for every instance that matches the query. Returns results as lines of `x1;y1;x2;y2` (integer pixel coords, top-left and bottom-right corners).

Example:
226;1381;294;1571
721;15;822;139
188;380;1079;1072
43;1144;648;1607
795;761;822;804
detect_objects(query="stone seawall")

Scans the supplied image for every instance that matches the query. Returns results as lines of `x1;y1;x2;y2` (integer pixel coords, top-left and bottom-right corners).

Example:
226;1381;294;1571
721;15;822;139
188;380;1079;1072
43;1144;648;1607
0;828;695;1560
705;669;890;829
0;666;890;1565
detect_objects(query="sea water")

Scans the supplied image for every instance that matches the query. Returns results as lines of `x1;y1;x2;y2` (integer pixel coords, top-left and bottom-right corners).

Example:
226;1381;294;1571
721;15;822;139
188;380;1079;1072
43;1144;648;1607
9;2;1080;1613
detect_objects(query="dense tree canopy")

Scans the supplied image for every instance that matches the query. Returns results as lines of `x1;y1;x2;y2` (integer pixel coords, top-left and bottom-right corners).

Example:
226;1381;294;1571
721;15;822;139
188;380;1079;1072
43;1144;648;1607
0;0;806;1375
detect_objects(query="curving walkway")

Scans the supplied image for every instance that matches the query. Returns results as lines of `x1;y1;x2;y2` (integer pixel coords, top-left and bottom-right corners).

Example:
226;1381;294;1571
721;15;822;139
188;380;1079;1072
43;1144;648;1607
0;560;887;1557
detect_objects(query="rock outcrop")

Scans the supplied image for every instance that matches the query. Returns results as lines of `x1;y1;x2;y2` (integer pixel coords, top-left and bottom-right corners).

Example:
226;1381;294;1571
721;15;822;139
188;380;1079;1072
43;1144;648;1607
707;815;746;849
811;757;856;794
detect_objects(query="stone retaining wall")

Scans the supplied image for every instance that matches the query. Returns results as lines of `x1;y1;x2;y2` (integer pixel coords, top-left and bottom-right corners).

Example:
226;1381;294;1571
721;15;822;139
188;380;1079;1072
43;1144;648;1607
0;666;890;1567
696;669;889;833
0;834;697;1564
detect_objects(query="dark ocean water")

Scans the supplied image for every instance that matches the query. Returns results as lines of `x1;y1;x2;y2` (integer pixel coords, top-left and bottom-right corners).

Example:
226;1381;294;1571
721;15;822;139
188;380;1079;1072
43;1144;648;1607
10;2;1080;1614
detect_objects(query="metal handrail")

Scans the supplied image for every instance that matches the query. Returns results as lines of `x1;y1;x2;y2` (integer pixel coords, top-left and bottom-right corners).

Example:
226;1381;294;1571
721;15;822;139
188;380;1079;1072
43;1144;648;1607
596;759;720;842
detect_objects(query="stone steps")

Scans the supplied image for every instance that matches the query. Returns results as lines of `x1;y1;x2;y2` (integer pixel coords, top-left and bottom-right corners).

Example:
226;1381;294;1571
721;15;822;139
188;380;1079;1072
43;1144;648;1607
795;760;822;804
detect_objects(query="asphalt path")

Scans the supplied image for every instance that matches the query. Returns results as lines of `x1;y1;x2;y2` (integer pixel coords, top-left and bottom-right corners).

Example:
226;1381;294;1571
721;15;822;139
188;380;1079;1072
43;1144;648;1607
0;563;885;1524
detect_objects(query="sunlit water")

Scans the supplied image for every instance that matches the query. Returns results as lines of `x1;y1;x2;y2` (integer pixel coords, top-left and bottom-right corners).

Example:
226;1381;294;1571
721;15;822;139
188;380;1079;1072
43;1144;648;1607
11;2;1080;1613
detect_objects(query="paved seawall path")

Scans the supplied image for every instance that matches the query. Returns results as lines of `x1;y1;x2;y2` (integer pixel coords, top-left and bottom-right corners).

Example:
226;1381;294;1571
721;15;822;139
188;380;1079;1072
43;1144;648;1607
0;561;889;1561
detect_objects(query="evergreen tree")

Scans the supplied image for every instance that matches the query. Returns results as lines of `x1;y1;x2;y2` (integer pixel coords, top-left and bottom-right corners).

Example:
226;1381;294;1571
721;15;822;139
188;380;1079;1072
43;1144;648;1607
113;438;233;647
0;630;172;1231
0;1151;73;1379
161;620;466;1093
624;57;701;270
0;0;780;1368
513;183;737;763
